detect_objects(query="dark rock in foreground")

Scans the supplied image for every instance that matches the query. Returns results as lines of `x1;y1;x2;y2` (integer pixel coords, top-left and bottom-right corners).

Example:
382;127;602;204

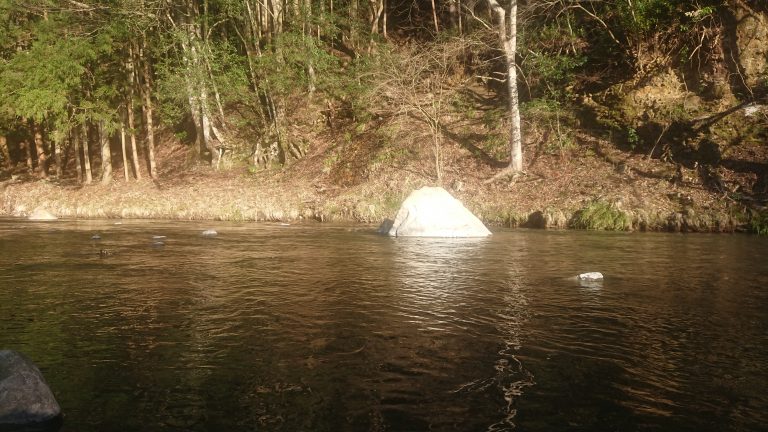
0;351;61;430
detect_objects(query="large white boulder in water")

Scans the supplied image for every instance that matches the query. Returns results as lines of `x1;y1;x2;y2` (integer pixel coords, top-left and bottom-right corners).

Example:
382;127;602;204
27;208;58;221
0;350;62;427
380;187;491;237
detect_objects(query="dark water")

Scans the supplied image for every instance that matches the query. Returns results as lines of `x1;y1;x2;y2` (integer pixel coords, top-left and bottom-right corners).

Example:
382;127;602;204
1;218;767;431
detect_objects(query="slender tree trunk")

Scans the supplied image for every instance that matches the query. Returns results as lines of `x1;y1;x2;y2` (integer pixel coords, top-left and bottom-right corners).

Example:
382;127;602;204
120;123;129;180
350;0;358;48
81;123;93;184
73;128;83;183
430;0;439;33
127;43;142;180
487;0;523;172
100;121;112;184
383;0;388;38
140;35;158;179
370;0;384;34
53;138;62;177
506;0;522;171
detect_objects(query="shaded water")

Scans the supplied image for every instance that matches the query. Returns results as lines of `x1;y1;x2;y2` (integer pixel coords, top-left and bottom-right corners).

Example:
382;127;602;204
1;218;767;431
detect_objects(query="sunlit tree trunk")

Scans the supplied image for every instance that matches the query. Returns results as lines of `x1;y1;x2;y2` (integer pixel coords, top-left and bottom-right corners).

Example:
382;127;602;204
370;0;384;34
127;43;142;180
99;121;112;184
487;0;523;172
430;0;439;33
139;35;158;179
81;123;93;184
120;122;129;180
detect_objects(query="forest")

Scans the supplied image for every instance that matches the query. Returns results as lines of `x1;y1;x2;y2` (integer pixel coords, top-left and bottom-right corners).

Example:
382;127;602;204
0;0;766;232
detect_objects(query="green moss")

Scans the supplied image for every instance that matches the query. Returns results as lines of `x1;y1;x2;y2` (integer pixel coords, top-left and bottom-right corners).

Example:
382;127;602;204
570;200;631;231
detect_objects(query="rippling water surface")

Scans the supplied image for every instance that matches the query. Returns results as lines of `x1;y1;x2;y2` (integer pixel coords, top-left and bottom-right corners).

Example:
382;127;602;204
1;218;767;431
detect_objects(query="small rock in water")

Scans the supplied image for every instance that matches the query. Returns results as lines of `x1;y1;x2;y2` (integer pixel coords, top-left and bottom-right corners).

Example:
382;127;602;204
99;249;114;257
201;229;218;237
91;234;102;240
114;222;123;225
578;272;604;281
152;235;167;240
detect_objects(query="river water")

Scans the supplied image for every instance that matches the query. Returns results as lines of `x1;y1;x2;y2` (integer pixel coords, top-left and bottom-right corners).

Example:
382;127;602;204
0;219;766;431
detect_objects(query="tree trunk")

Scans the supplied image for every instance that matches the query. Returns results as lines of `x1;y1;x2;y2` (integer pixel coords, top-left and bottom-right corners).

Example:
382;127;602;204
140;35;158;179
120;123;129;180
53;138;62;177
430;0;439;33
23;139;33;173
33;124;47;179
127;43;143;180
82;123;93;184
100;121;112;184
487;0;523;172
73;128;83;183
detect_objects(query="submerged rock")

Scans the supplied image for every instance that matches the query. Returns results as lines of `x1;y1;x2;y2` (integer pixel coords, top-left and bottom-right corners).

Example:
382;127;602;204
0;350;61;427
27;209;57;221
381;187;491;237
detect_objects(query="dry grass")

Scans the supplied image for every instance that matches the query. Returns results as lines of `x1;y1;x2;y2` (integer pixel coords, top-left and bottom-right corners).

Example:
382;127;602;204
1;87;763;233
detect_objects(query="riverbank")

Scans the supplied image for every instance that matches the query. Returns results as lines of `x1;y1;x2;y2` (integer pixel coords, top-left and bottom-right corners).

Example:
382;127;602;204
2;131;765;234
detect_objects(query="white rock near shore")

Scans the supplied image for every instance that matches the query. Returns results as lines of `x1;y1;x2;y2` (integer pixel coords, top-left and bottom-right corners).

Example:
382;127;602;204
27;208;58;221
380;186;491;237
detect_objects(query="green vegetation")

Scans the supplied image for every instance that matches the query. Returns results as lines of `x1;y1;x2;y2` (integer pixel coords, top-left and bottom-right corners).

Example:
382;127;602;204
751;211;768;236
0;1;764;233
570;201;632;231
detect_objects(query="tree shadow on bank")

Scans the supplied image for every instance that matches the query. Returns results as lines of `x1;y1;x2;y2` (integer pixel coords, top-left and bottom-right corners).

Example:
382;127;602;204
439;87;510;169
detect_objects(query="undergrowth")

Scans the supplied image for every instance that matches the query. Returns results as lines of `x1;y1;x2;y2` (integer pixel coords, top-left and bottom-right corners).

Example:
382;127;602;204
570;200;631;231
750;210;768;235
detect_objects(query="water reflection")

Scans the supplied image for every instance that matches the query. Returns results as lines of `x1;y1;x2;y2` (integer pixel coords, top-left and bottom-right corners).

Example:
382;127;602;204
1;221;767;431
386;235;535;430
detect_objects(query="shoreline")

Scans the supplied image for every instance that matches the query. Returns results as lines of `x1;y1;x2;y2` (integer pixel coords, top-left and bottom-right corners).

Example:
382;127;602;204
2;177;758;234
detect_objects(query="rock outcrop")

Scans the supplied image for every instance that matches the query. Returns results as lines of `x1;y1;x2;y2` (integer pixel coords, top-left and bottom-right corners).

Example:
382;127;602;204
380;187;491;237
0;350;61;428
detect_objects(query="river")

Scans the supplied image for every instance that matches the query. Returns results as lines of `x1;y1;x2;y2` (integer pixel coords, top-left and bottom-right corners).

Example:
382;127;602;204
1;218;767;431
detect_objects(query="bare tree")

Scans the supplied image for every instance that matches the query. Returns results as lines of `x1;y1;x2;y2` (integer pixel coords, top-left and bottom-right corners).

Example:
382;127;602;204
486;0;523;176
371;41;468;183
